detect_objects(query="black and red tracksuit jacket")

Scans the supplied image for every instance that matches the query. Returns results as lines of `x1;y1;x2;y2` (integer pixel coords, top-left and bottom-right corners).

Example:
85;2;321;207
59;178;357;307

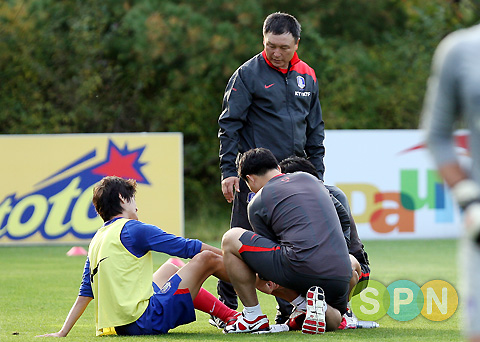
218;51;325;180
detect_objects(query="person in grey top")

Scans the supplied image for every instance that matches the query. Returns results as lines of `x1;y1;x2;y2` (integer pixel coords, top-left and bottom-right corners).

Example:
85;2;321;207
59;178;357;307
246;168;350;280
222;148;351;334
279;156;370;290
421;23;480;342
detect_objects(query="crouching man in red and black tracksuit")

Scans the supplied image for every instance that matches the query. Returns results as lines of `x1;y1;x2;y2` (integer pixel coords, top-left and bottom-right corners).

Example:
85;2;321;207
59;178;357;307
222;148;353;334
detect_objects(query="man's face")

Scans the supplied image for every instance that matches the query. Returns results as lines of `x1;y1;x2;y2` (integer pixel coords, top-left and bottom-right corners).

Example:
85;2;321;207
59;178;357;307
245;176;260;194
263;32;299;69
245;174;267;194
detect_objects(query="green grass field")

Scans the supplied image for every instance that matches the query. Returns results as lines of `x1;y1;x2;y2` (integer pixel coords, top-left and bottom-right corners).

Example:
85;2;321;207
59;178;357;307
0;239;464;341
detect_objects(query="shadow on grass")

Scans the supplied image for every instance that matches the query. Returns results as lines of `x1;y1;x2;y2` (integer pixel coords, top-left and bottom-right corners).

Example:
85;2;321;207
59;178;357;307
108;326;463;342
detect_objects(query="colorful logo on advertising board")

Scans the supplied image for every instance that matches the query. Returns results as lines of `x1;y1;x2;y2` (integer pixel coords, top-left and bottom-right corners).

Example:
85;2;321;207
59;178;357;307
329;131;468;237
338;169;450;234
0;134;183;244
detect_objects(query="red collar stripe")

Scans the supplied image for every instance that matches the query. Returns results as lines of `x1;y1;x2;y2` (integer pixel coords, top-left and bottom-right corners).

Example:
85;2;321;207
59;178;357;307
262;50;316;82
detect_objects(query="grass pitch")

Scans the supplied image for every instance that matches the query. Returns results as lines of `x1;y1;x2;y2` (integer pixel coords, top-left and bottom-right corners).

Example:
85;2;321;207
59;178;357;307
0;239;463;341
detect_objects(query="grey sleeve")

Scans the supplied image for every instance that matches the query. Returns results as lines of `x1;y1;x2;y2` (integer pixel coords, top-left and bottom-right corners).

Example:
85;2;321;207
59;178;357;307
331;194;351;248
248;195;277;242
421;34;462;167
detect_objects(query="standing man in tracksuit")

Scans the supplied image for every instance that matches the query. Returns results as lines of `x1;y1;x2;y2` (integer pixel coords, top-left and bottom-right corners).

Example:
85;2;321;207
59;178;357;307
217;12;326;326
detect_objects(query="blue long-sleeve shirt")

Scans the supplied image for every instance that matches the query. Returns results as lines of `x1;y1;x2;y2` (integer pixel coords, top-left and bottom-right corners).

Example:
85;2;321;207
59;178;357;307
79;218;202;297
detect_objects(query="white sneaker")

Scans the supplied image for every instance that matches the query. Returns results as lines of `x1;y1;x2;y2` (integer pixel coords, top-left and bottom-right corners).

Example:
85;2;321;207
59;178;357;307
286;308;306;331
223;313;269;334
208;315;226;329
343;305;358;329
302;286;326;334
252;324;290;334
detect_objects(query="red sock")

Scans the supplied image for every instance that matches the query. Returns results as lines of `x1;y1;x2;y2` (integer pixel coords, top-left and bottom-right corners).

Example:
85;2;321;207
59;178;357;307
193;288;238;322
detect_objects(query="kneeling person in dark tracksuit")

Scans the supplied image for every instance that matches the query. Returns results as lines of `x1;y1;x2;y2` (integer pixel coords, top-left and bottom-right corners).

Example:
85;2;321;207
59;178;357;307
279;156;370;291
279;155;371;329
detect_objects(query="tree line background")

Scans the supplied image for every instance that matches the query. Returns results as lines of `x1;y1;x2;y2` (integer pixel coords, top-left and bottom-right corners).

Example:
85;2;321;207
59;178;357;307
1;0;479;234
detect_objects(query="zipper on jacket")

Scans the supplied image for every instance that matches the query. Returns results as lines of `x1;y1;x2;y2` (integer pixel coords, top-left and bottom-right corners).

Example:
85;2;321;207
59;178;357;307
285;66;295;157
285;63;291;84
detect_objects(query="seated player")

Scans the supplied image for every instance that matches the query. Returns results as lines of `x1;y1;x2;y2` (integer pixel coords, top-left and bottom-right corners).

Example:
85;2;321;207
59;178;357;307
222;148;353;334
37;176;238;337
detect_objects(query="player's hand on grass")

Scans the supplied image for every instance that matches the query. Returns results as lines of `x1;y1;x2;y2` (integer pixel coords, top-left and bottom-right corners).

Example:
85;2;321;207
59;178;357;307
35;331;67;337
221;176;240;203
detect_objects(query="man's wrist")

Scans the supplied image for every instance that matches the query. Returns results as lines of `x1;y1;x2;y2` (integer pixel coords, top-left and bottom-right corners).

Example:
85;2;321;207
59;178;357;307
222;174;238;181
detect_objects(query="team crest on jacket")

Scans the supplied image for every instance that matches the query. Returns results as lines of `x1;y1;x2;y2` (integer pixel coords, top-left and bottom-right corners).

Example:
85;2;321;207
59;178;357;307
296;76;306;89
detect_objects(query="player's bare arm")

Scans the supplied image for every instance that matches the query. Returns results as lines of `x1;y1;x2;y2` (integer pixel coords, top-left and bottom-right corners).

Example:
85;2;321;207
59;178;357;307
36;296;93;338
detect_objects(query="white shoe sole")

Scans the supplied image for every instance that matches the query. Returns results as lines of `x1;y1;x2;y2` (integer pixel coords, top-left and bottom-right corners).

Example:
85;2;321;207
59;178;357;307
302;286;326;334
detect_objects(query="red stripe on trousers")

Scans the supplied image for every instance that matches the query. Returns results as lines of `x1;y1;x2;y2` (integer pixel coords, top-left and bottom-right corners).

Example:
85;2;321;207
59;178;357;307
239;245;280;253
359;272;370;280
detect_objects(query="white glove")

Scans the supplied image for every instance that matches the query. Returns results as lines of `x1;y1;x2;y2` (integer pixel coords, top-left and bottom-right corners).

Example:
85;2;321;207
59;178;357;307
452;179;480;209
464;202;480;244
452;179;480;244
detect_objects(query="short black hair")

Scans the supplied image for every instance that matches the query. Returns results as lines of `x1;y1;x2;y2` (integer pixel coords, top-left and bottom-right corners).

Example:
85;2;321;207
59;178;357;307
263;12;301;42
279;156;320;179
238;148;279;181
92;176;137;222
